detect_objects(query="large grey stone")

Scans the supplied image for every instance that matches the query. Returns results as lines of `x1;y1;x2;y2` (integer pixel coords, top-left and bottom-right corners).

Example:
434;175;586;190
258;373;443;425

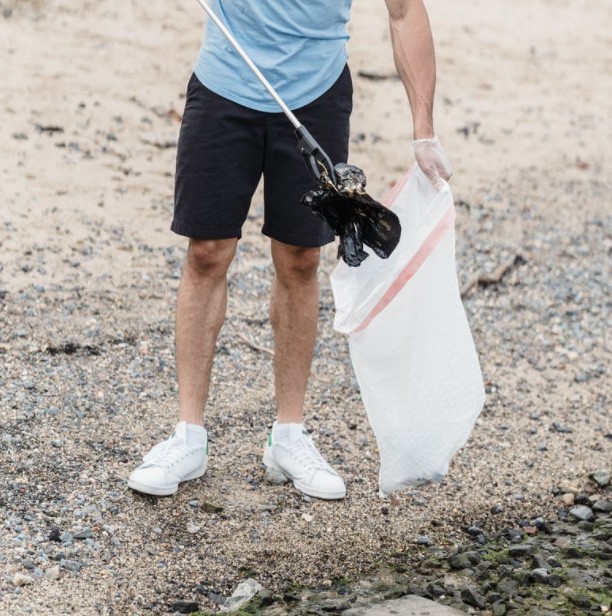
341;595;466;615
220;578;263;613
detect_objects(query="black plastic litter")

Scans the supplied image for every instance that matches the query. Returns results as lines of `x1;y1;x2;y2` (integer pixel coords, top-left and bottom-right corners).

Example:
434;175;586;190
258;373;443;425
302;163;402;267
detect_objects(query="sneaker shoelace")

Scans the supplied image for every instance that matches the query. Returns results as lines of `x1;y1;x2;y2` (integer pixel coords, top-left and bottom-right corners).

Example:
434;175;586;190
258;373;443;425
142;435;197;468
288;434;334;473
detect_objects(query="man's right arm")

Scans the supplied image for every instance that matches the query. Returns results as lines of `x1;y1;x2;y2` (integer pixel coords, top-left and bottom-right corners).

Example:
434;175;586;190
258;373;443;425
384;0;452;189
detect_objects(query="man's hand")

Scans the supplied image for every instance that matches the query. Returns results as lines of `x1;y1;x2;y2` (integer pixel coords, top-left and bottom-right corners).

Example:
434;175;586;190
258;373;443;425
413;136;452;190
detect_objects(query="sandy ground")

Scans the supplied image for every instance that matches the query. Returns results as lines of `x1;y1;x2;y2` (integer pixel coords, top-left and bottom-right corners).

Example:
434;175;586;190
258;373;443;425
1;0;610;613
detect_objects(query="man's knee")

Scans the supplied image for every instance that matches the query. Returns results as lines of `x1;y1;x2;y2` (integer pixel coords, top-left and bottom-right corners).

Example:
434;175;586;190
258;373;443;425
273;244;321;283
185;238;236;276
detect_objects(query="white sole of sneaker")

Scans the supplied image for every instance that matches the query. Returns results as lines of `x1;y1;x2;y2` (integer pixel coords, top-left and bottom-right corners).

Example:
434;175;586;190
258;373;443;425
127;466;206;497
263;448;346;500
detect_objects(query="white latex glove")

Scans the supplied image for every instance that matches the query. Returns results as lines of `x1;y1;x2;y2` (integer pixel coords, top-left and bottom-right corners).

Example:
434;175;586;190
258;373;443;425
412;136;453;190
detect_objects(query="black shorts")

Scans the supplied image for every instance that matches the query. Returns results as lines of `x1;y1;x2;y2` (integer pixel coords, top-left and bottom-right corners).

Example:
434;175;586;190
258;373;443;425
171;65;353;248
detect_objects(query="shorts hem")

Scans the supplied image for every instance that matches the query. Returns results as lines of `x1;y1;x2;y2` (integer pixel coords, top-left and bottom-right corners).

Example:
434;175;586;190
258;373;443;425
170;220;242;240
261;224;335;248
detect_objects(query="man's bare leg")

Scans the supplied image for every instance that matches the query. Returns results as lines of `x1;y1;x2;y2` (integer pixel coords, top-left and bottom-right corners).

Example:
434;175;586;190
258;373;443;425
176;238;237;425
269;239;321;423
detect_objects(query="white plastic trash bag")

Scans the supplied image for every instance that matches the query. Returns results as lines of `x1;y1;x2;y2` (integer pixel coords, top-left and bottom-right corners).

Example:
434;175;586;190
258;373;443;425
330;164;485;497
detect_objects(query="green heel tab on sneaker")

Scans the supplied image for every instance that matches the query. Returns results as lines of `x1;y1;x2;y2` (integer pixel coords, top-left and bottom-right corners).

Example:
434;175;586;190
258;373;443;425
268;432;272;447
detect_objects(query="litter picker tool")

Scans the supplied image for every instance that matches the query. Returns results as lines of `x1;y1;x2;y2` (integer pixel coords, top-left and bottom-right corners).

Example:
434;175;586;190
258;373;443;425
194;0;401;266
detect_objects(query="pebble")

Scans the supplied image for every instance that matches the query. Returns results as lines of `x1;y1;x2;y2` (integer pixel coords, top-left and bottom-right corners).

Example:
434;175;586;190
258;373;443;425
74;528;93;539
561;492;575;506
12;573;33;586
592;499;611;513
530;567;548;582
461;587;486;609
169;600;200;614
569;505;594;521
45;565;61;581
301;514;314;523
263;467;289;486
61;560;81;573
449;551;480;569
60;531;73;545
591;470;610;487
508;544;532;557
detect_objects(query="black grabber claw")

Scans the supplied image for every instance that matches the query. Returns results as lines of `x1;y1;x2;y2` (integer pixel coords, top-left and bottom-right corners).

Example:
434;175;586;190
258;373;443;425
295;126;337;186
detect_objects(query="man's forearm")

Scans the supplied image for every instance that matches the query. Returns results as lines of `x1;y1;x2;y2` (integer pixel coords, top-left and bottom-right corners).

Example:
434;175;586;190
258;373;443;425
386;0;436;139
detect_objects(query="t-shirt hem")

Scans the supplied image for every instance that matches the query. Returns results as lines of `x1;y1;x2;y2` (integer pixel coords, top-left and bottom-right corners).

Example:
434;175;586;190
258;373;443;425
194;52;348;113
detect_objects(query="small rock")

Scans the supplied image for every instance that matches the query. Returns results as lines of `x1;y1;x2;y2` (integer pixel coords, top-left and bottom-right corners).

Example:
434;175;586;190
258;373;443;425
201;502;223;513
561;493;575;506
318;596;354;611
531;568;548;582
593;499;611;513
187;500;199;508
169;600;200;614
514;569;532;585
416;535;431;546
534;517;552;534
575;493;592;505
551;422;572;433
568;592;591;608
491;600;507;616
74;528;93;540
60;532;73;545
61;560;81;573
220;578;263;612
264;467;288;486
523;526;537;535
508;544;532;557
12;573;33;586
301;513;313;523
461;587;486;609
45;565;61;581
449;551;480;569
591;470;610;488
569;505;593;521
496;578;517;596
186;523;201;534
546;574;563;587
426;581;446;597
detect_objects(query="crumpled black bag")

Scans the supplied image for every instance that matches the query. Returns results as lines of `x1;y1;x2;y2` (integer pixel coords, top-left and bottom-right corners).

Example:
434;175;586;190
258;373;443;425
301;163;402;267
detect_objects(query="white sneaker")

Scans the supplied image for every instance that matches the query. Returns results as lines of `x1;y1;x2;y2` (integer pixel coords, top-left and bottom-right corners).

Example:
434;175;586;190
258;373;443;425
128;422;208;496
263;428;346;500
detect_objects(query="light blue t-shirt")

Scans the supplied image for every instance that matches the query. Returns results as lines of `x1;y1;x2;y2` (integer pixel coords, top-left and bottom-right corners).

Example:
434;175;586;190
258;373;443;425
194;0;352;112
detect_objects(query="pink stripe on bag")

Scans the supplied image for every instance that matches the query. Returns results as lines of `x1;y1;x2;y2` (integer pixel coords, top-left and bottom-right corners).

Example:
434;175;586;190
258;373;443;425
382;168;414;208
352;204;455;334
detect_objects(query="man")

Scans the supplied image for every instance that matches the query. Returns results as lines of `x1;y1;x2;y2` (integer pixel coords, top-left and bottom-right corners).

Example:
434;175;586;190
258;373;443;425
128;0;452;499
